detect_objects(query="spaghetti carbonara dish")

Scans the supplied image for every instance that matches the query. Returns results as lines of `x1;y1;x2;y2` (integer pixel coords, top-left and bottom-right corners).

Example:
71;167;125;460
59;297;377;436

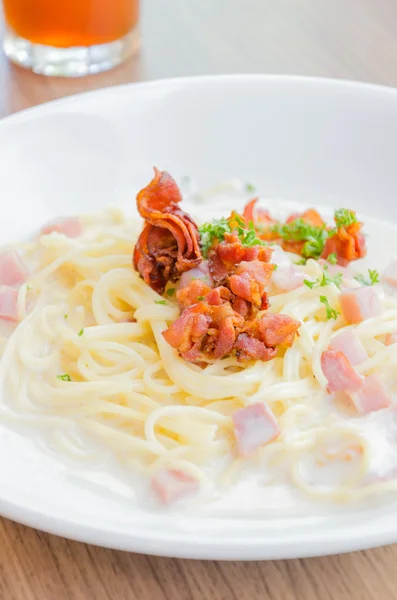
1;168;397;510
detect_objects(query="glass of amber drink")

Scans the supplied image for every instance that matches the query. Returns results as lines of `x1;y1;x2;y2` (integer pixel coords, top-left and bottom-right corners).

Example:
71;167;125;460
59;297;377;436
2;0;139;77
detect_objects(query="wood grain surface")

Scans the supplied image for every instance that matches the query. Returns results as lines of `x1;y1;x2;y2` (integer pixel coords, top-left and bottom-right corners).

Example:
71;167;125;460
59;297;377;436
1;1;397;598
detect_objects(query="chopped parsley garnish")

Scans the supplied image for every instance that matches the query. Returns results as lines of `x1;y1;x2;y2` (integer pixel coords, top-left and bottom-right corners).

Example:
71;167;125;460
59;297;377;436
245;182;256;193
166;288;176;297
270;208;359;261
354;268;380;286
64;314;68;319
273;264;278;271
239;221;266;247
155;300;167;305
319;296;340;320
199;217;232;256
197;295;205;301
334;208;357;229
304;264;343;290
327;253;337;265
199;214;265;257
294;257;307;266
271;219;328;260
26;284;33;291
78;328;84;337
57;373;71;382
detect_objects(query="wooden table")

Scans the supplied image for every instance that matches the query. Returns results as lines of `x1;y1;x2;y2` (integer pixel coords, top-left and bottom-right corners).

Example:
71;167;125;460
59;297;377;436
1;1;397;598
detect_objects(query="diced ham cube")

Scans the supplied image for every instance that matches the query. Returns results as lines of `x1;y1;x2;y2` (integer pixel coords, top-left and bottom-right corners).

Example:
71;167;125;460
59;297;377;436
41;217;83;238
329;330;368;366
0;251;28;287
385;332;397;346
178;260;213;289
271;245;305;291
321;350;364;393
151;469;200;506
383;259;397;287
340;287;381;324
343;375;392;414
0;285;19;322
272;263;305;291
232;402;280;457
319;260;354;285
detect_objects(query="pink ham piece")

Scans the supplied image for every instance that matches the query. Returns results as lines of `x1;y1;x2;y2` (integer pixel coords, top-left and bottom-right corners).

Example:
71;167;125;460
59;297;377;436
339;286;381;324
178;260;213;289
271;245;305;291
232;402;280;457
383;259;397;287
151;468;200;506
343;375;392;414
319;260;353;284
0;251;28;287
321;350;364;393
272;262;305;291
0;285;19;322
41;217;83;238
329;330;368;366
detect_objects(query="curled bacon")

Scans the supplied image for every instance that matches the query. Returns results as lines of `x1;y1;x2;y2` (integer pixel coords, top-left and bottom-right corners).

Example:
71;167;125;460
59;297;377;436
133;168;202;293
242;199;280;243
321;221;366;265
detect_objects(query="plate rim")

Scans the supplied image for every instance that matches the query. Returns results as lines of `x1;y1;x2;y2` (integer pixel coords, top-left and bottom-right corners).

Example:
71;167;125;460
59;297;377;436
1;73;397;559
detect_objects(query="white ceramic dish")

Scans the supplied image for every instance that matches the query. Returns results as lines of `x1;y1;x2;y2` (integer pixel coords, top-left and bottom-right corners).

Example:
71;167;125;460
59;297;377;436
1;75;397;559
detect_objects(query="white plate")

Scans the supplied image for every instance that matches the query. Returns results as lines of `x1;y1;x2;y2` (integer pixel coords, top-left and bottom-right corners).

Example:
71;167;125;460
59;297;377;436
1;75;397;560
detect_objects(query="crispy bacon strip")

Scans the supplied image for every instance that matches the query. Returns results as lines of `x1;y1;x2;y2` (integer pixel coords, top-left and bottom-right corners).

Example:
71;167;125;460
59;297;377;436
234;314;300;361
244;199;366;265
286;209;325;227
208;232;272;286
177;279;212;311
162;301;243;362
163;279;300;363
321;221;366;265
242;199;279;242
228;260;274;309
133;168;202;293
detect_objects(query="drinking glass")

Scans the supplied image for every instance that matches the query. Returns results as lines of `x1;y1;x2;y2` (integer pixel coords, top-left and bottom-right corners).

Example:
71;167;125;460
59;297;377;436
2;0;140;77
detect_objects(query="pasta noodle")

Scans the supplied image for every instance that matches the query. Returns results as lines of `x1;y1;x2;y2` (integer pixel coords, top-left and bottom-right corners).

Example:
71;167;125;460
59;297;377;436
1;199;397;510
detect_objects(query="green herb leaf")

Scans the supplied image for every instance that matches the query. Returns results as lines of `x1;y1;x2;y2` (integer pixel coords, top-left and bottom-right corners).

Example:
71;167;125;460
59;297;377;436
64;314;68;319
245;182;256;193
334;208;357;229
271;219;328;260
57;373;71;382
197;295;205;301
78;328;84;337
327;253;337;265
199;215;265;257
273;264;278;271
319;295;340;320
304;279;317;289
304;264;343;290
354;268;380;286
166;288;176;297
199;217;232;257
155;300;167;305
319;264;343;289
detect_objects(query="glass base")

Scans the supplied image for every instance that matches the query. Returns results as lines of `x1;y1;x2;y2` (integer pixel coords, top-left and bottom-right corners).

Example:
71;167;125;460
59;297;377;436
3;27;140;77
